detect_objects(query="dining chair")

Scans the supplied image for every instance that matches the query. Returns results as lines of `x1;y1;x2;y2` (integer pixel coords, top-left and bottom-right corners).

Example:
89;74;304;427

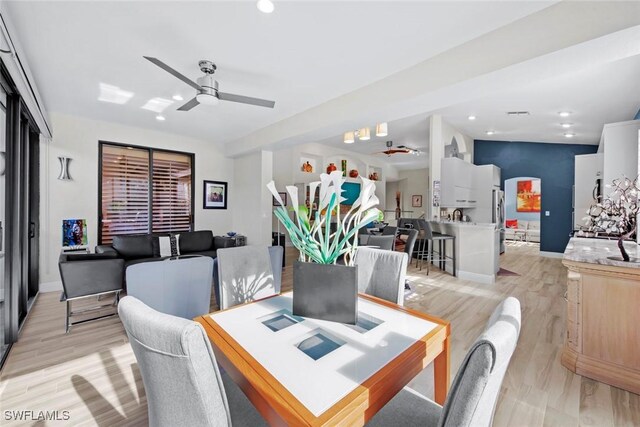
214;246;282;310
126;256;213;320
354;247;408;306
397;228;419;290
118;296;266;427
363;235;396;251
367;297;522;427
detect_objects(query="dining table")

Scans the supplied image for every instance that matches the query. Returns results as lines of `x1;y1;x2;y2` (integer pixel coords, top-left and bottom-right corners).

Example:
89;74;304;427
195;292;450;426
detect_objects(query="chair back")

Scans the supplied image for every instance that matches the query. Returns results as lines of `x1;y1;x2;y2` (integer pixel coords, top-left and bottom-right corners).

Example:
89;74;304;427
416;219;434;240
399;228;418;258
439;297;521;427
364;235;395;251
215;246;280;310
354;247;408;305
118;296;231;427
381;226;398;236
398;218;417;229
126;256;213;320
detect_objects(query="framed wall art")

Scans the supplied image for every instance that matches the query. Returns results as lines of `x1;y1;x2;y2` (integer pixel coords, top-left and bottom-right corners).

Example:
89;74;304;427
203;180;228;209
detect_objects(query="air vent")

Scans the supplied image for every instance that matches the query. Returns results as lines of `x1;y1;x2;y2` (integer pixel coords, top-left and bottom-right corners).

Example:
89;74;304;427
506;111;530;116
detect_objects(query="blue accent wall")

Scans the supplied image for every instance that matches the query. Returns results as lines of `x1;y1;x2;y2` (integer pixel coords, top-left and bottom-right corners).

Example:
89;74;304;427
474;140;598;253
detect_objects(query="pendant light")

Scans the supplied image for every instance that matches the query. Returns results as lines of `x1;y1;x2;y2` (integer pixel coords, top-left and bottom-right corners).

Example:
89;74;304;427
343;131;355;144
358;127;370;141
375;122;388;137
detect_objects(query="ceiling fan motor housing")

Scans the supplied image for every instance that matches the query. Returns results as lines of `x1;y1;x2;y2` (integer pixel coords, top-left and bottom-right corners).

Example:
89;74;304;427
197;74;219;96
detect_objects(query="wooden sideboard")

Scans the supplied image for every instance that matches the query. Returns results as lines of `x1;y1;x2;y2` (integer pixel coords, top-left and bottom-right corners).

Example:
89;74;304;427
562;244;640;395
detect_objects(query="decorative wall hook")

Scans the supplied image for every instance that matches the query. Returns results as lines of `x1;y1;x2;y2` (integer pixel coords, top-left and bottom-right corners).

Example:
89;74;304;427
58;156;72;180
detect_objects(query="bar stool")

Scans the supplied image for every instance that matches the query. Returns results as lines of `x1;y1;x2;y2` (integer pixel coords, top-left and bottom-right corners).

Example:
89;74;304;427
415;220;456;276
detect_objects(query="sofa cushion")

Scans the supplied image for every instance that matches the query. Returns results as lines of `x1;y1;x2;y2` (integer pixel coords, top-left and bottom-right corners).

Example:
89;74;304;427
112;235;157;260
186;250;217;259
178;231;214;254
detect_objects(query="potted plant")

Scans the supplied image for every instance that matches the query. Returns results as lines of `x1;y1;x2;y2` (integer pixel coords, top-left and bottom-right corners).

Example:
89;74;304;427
584;175;639;262
267;171;380;323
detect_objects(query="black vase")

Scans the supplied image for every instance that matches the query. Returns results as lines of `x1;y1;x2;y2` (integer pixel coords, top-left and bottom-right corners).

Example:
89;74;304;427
292;261;358;324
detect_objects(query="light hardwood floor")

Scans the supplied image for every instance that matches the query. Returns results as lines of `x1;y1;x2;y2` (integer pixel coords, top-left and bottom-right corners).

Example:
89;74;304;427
0;243;638;426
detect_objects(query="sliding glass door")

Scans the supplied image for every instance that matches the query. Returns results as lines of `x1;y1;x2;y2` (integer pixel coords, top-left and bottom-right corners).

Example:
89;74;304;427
0;62;40;368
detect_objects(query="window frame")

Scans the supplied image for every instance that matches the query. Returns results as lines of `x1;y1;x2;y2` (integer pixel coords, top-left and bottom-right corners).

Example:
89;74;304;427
97;140;195;245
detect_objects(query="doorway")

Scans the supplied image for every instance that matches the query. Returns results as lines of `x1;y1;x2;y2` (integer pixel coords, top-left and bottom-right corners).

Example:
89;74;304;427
504;177;541;251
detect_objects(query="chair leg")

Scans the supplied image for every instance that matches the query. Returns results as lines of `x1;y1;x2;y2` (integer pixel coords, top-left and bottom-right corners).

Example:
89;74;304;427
453;237;457;277
426;240;430;275
65;300;71;334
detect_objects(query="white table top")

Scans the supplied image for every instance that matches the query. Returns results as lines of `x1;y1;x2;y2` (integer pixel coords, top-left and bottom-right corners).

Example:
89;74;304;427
209;293;438;417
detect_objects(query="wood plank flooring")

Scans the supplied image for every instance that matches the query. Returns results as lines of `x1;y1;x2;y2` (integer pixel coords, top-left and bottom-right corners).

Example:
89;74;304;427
0;243;638;426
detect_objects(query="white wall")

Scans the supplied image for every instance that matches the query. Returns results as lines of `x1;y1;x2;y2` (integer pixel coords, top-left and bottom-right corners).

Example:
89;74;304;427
601;120;640;197
397;168;429;218
233;150;273;247
40;113;235;287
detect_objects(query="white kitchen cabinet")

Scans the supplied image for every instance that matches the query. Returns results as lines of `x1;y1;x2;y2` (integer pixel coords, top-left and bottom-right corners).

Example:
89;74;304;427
441;157;478;208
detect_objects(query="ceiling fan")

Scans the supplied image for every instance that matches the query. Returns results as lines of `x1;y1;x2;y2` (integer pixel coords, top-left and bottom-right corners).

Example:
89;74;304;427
143;56;275;111
376;141;421;156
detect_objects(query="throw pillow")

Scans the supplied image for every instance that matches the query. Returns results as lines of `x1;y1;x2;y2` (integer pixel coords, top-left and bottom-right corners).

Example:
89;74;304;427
158;236;173;257
170;234;180;256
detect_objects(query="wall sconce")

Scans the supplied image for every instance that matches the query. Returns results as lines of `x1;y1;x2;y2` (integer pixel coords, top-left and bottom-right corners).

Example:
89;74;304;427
58;156;72;180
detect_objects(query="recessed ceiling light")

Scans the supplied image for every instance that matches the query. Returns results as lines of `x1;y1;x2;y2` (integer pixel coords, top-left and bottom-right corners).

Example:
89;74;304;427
564;132;575;138
257;0;275;13
156;115;166;121
468;115;476;121
485;130;495;135
172;94;183;101
561;123;572;128
559;111;571;117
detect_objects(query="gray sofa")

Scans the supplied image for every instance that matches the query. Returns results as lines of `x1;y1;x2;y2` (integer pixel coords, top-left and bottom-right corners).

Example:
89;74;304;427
96;230;231;269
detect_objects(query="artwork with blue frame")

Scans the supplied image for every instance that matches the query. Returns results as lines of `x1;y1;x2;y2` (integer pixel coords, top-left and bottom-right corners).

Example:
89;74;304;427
341;182;361;205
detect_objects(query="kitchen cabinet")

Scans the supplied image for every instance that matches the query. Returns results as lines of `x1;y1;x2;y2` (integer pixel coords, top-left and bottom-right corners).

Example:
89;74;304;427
441;157;478;208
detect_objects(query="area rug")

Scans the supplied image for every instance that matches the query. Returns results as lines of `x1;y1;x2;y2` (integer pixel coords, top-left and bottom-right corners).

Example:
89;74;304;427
497;268;520;277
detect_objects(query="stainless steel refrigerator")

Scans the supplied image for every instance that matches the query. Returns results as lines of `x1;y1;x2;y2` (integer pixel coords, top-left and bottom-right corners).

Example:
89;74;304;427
492;189;506;253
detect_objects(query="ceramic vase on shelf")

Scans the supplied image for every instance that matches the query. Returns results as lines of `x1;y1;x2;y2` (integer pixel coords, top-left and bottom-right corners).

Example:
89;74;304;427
349;169;359;178
369;172;379;181
326;163;337;174
302;161;313;173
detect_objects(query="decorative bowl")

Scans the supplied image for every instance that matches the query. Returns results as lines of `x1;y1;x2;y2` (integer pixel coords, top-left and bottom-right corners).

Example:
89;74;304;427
227;232;237;237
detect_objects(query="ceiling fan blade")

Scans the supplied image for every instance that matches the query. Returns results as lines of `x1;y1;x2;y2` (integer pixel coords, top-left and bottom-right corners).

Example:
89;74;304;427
143;56;202;91
177;97;200;111
218;92;275;108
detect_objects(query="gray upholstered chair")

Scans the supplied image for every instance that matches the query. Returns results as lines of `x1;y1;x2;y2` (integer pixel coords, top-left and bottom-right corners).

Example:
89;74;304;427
126;256;213;319
118;296;266;427
354;247;408;306
367;297;522;427
58;252;125;332
213;246;282;310
361;235;395;251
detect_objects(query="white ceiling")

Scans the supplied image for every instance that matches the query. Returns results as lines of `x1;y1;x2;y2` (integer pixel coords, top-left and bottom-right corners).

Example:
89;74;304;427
4;1;554;144
317;114;429;171
437;54;640;145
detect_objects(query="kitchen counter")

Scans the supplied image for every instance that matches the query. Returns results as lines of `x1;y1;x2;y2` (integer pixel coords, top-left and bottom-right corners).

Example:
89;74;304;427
429;221;500;284
563;237;640;268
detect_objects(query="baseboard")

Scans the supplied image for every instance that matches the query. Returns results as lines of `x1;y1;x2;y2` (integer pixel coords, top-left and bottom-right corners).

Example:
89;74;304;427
457;270;495;285
540;251;564;259
40;280;63;293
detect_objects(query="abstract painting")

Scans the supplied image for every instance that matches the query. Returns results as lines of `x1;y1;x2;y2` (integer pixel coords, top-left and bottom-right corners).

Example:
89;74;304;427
62;219;88;247
516;180;541;212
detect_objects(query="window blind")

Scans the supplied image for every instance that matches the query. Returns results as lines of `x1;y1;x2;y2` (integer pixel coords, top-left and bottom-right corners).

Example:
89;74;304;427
152;151;192;234
99;143;194;244
100;145;150;244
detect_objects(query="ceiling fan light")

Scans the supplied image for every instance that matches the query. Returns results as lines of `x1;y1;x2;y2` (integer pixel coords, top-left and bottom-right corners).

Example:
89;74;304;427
344;131;355;144
358;127;371;141
257;0;275;13
375;122;388;137
196;92;219;106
